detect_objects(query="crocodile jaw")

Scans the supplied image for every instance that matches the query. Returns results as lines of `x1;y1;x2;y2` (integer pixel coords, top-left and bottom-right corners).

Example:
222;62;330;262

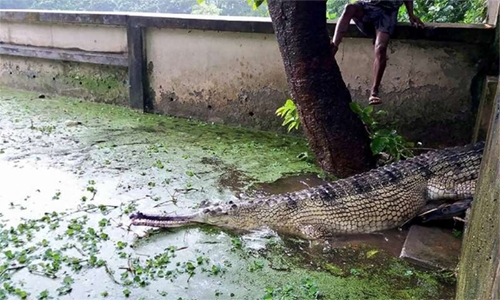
129;211;202;228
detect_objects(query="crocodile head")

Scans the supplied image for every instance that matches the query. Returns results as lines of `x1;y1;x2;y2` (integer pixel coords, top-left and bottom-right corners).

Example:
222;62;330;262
129;202;264;231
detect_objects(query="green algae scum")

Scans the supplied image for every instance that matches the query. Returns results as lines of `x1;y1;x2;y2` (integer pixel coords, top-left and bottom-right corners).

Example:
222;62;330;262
0;89;455;299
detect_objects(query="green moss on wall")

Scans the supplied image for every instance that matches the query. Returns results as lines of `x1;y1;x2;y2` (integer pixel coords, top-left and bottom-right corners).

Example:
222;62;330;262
0;56;128;105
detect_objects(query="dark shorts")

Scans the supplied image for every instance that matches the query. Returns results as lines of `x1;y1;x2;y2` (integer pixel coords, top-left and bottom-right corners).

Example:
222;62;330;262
353;1;399;37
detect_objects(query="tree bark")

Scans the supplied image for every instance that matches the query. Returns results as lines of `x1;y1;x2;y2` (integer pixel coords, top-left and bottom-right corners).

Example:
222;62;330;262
267;0;374;178
456;80;500;300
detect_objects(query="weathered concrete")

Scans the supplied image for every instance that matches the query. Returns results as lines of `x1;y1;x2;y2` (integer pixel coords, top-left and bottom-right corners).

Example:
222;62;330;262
0;21;127;53
456;79;500;300
473;76;498;143
488;0;500;25
146;28;288;130
0;44;128;66
0;10;494;43
0;10;496;147
147;27;486;146
400;226;461;270
0;9;128;26
0;56;129;105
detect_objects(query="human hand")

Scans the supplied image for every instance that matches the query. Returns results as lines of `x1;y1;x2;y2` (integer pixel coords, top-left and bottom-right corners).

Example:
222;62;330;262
409;15;424;28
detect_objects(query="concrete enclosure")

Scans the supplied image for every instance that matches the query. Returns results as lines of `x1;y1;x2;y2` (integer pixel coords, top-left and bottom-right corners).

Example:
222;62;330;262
0;10;496;147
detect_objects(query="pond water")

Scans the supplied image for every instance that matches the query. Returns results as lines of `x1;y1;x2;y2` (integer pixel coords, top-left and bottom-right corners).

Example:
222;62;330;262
0;89;455;299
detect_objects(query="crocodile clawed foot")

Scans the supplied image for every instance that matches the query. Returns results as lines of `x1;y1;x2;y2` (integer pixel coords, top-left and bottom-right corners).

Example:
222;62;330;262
417;199;473;223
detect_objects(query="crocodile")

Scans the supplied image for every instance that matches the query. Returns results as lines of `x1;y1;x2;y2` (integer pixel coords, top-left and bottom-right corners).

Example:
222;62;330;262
130;142;484;239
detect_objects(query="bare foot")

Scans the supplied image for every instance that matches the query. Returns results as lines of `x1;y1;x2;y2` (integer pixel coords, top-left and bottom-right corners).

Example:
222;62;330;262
369;94;381;105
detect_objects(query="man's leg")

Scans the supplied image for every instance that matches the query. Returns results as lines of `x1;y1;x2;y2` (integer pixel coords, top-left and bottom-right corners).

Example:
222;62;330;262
369;30;390;105
332;3;364;56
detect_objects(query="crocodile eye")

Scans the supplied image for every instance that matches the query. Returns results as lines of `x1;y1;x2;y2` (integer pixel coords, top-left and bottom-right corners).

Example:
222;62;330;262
231;204;237;209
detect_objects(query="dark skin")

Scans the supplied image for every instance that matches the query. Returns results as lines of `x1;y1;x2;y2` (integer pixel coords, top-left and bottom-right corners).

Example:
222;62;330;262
332;1;424;104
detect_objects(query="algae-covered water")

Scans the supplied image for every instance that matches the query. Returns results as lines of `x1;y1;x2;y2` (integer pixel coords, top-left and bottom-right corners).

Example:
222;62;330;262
0;88;455;299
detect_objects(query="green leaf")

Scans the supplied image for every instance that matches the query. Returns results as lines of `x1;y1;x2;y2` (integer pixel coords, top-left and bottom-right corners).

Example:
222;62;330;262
366;249;379;258
284;99;294;107
123;289;131;298
324;263;343;276
37;290;49;300
4;250;14;260
17;254;27;264
360;114;374;126
63;276;74;285
275;106;287;117
211;264;221;275
276;99;300;131
371;137;388;155
56;285;72;296
196;0;205;4
250;0;266;9
186;262;196;271
116;241;128;250
374;129;392;137
14;288;28;299
349;102;363;114
362;105;374;115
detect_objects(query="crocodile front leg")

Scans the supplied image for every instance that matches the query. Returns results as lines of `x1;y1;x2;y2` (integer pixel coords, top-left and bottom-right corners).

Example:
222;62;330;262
418;199;473;223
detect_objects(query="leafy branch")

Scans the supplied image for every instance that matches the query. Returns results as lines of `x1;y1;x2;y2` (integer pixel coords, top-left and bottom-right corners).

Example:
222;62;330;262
276;98;414;163
349;102;414;162
275;99;300;132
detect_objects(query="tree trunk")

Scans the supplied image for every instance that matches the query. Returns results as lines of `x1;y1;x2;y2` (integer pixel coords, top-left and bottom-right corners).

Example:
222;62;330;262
456;80;500;300
267;0;374;178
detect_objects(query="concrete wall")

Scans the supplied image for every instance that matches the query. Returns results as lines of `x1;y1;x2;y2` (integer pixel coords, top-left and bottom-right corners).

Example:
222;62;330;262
0;22;127;52
340;39;483;146
146;28;288;129
0;56;129;105
488;0;500;25
0;10;496;147
0;19;129;104
146;27;486;146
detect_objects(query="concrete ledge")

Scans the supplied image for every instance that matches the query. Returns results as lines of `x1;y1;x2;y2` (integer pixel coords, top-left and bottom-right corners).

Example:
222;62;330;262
131;14;274;34
0;44;128;67
0;9;495;44
400;225;461;270
0;10;127;26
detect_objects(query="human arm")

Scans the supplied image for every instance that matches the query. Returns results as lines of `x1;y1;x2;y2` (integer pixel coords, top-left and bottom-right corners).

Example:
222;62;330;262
403;0;424;28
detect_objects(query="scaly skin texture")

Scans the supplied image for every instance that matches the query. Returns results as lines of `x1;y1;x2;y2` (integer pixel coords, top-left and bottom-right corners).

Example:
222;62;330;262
130;143;484;239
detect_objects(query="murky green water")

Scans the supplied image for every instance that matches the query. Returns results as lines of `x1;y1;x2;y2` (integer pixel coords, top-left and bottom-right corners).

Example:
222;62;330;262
0;88;455;299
